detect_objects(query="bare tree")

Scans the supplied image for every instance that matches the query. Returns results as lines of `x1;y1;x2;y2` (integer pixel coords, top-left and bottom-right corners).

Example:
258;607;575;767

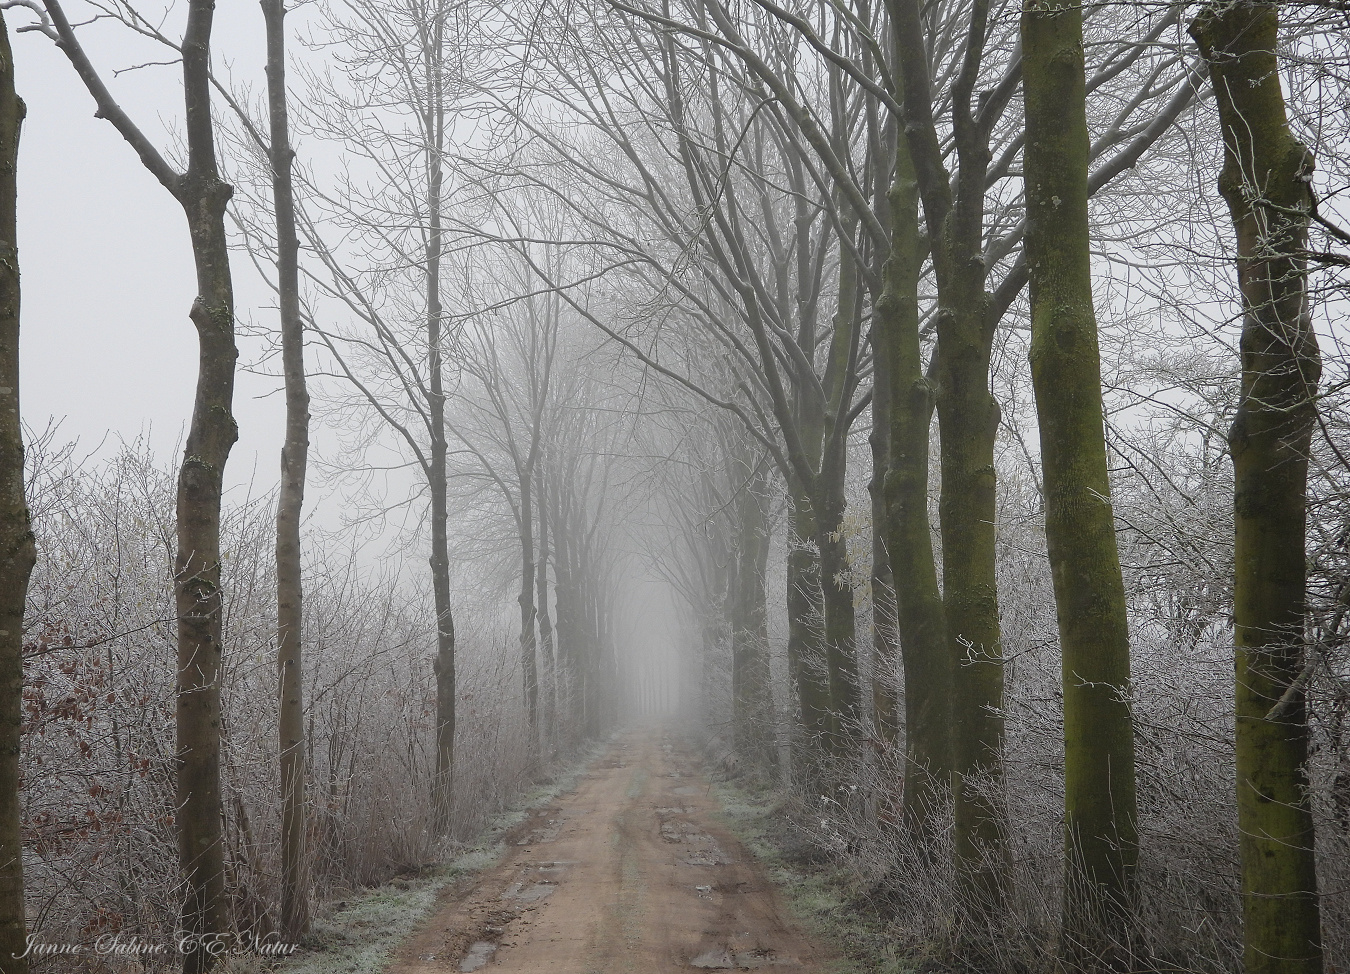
444;253;558;752
483;1;873;755
0;10;30;972
261;0;311;939
296;0;474;834
1021;0;1137;961
701;0;1199;902
21;2;241;967
1192;4;1324;971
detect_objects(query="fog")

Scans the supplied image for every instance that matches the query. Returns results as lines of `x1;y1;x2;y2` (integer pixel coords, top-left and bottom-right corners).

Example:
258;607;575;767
3;2;1348;972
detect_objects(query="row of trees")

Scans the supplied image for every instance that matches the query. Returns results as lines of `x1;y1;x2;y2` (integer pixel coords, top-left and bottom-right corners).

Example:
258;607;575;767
0;0;1344;972
0;2;644;971
462;0;1339;970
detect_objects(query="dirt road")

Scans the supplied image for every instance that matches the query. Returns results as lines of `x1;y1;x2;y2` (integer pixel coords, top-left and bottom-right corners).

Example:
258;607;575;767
389;727;832;973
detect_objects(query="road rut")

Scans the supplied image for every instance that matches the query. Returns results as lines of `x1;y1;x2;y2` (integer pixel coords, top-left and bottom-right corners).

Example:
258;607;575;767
388;727;830;973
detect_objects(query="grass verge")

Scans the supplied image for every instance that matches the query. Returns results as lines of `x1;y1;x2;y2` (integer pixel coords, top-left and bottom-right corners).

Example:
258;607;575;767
710;774;918;974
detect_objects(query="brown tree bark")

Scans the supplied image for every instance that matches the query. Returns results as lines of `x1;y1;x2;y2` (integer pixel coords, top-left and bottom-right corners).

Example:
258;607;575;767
418;7;455;837
261;0;310;940
0;13;29;972
46;0;244;963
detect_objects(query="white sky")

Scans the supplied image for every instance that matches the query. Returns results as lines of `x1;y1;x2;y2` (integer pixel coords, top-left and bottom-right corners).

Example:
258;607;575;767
12;4;292;499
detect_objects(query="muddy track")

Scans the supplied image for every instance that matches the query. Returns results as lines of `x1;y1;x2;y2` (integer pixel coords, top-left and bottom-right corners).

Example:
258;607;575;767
388;727;831;973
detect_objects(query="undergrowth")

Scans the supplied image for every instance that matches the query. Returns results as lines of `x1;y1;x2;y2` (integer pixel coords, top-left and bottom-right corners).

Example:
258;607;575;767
225;738;609;974
710;773;919;974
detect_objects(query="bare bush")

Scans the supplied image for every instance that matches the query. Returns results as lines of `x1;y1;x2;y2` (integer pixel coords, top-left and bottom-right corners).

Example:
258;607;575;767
17;439;551;971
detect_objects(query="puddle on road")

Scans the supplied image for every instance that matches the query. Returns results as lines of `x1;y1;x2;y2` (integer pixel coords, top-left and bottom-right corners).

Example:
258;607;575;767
689;946;796;969
500;880;557;902
672;785;700;796
515;810;567;845
658;819;731;865
501;860;572;903
459;941;497;972
660;820;701;843
533;861;573;880
691;947;735;968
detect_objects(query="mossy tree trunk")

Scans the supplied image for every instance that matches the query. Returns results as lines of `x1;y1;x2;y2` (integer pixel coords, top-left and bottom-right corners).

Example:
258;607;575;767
262;0;310;940
1191;5;1323;972
788;490;832;746
1021;0;1138;963
731;454;773;765
815;225;863;747
889;0;1010;902
785;289;832;749
0;14;29;972
868;437;900;748
932;214;1007;909
875;129;953;834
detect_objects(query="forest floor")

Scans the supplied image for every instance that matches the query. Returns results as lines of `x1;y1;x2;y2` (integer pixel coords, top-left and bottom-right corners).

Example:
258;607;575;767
384;726;835;974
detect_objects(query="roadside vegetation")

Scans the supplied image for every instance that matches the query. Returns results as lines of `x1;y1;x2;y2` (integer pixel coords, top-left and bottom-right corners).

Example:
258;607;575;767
0;1;1345;972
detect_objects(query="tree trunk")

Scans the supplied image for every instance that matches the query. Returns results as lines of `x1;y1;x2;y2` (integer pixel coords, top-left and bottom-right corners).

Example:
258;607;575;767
787;492;832;746
1191;6;1323;971
933;260;1007;905
868;320;899;749
262;0;310;939
0;16;30;971
888;0;1010;900
420;7;456;835
814;477;858;745
876;134;953;834
599;587;617;731
425;88;455;837
727;489;744;730
536;467;555;750
519;472;539;751
732;457;773;766
552;487;578;737
579;540;602;737
817;221;862;747
869;476;899;746
172;5;239;969
1021;0;1138;961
